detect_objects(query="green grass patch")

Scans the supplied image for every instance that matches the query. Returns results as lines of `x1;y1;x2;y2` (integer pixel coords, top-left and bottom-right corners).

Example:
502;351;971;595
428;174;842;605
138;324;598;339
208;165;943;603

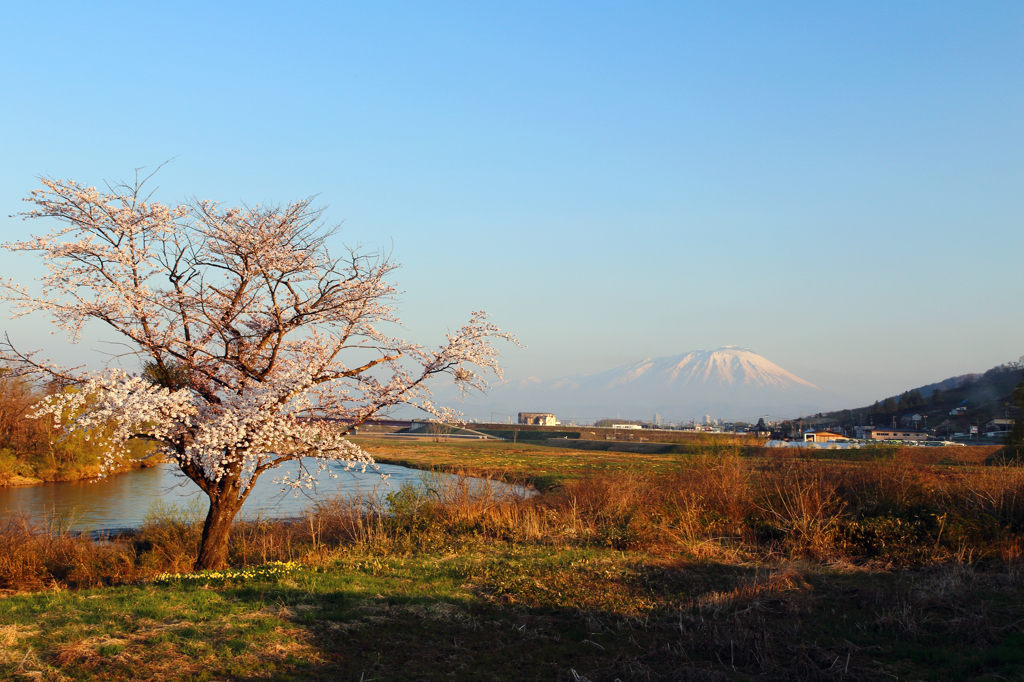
4;548;1023;681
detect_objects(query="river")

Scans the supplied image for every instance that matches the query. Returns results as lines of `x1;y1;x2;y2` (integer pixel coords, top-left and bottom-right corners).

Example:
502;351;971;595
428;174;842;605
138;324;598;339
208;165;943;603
0;461;476;532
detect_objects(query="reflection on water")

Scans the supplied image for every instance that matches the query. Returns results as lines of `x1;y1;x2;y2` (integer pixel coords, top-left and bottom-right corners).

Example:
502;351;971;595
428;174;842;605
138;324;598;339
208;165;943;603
0;461;446;532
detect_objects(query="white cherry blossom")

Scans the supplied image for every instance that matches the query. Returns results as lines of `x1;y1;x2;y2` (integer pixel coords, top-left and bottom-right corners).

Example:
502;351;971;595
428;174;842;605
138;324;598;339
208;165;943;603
2;171;517;569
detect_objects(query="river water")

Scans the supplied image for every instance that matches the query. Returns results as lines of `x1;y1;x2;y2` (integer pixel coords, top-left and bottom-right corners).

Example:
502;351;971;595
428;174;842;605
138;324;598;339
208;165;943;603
0;461;468;532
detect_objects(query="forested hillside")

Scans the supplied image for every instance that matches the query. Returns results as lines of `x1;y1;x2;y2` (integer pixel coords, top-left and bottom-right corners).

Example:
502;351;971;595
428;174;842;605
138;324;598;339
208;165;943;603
787;360;1023;437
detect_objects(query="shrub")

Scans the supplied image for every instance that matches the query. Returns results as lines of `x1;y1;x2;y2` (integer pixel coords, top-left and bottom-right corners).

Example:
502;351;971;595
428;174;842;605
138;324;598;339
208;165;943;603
4;461;1024;592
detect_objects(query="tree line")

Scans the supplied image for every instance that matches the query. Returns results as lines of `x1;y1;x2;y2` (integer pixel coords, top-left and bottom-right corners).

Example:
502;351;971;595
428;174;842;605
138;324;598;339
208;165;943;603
0;369;153;483
868;388;930;416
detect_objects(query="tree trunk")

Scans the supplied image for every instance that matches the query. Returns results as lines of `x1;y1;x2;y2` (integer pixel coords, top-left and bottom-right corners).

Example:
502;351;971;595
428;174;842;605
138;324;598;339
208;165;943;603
195;495;242;570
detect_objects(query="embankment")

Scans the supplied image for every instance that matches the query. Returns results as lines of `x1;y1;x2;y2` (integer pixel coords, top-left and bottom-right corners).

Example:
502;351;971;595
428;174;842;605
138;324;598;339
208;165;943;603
542;438;1006;464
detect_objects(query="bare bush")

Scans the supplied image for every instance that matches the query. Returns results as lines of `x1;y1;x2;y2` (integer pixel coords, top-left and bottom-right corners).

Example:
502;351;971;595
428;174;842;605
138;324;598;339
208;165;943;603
4;459;1024;592
754;460;847;557
0;514;139;590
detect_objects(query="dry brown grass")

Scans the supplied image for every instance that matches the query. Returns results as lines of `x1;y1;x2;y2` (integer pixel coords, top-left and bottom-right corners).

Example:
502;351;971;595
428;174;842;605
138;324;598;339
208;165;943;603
690;566;812;613
754;460;847;556
748;444;1003;465
2;457;1024;592
0;514;140;590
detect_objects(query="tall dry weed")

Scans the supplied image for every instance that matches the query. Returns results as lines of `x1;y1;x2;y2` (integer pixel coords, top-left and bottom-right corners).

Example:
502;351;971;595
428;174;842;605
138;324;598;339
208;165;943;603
136;499;203;573
834;455;934;516
943;467;1024;531
539;458;754;550
314;491;384;546
672;453;752;540
428;472;543;542
543;471;666;548
4;460;1024;592
0;513;139;590
753;460;846;557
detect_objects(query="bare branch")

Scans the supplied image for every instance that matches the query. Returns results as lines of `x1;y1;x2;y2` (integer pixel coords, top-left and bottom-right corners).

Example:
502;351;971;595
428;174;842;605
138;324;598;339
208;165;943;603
2;170;518;569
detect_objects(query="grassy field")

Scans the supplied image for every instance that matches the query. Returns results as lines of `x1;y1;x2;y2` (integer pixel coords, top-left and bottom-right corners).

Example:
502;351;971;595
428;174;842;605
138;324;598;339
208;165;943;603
1;438;1023;681
354;437;706;489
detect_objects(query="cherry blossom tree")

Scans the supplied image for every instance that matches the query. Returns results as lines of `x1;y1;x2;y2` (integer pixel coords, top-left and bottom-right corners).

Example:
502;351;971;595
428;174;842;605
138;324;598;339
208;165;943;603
1;170;516;569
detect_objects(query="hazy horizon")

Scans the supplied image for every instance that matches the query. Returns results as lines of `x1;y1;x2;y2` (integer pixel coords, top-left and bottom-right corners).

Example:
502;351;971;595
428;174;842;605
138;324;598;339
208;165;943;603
424;344;1022;424
1;3;1021;409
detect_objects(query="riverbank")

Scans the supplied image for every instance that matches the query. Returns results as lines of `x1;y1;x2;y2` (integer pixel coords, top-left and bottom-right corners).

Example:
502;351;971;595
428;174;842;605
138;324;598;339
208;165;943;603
0;371;168;488
0;453;167;488
1;473;44;486
1;445;1023;679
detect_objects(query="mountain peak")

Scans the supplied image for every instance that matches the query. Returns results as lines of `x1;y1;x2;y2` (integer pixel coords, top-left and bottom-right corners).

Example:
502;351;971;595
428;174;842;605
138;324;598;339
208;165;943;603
638;348;820;391
546;347;821;417
450;347;830;421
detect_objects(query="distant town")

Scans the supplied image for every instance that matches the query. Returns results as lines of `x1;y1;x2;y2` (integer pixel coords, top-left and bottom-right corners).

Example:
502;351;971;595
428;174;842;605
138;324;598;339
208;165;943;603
433;359;1024;447
506;410;1010;446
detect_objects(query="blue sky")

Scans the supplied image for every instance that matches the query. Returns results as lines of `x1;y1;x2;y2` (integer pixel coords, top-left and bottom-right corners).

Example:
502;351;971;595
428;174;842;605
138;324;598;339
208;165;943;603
1;1;1021;407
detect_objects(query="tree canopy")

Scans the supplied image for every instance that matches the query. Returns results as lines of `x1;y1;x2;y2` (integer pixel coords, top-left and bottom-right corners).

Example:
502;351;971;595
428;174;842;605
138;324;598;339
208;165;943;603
1;171;516;568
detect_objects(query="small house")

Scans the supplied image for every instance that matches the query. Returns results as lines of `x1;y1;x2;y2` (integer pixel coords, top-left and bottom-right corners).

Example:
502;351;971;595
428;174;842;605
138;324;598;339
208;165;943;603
804;430;845;443
985;418;1015;433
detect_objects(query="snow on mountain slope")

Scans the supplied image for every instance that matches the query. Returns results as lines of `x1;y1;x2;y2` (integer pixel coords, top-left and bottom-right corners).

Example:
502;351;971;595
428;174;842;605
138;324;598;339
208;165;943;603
449;346;836;421
584;346;819;392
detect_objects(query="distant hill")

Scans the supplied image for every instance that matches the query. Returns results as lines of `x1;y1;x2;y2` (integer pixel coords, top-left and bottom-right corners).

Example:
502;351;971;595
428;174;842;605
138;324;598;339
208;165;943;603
788;360;1023;435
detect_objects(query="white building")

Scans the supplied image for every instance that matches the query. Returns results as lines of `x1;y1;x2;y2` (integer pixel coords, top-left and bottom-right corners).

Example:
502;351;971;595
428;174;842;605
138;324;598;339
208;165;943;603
865;427;930;442
517;412;558;426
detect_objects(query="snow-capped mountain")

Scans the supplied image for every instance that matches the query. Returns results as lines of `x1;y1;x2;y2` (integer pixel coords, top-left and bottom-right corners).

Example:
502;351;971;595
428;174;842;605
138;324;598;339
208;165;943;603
449;346;837;421
562;346;819;394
